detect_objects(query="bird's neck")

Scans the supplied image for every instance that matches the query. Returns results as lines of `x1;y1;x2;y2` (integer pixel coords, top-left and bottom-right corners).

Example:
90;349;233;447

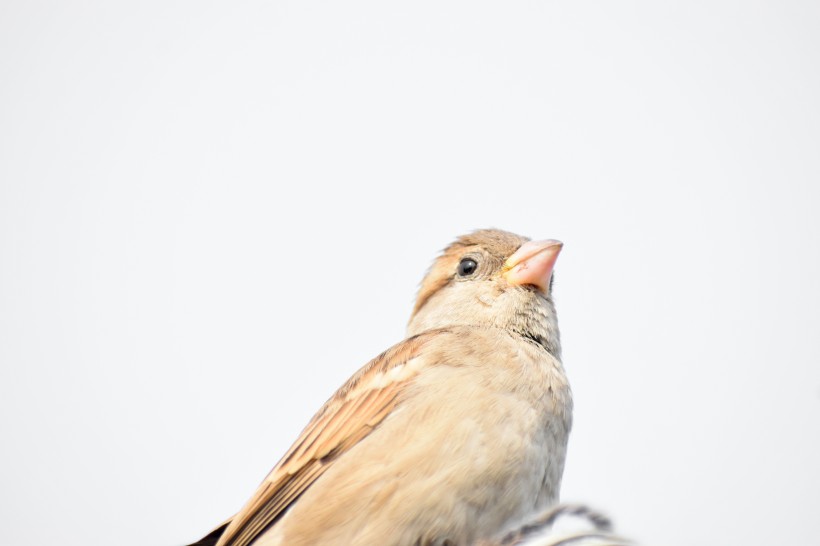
508;295;562;359
407;295;562;360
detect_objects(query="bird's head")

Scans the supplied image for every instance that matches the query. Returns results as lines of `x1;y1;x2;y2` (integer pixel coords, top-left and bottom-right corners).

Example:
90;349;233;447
407;229;563;357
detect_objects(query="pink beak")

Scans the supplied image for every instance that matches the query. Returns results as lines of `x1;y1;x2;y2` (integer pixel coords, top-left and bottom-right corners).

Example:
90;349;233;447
503;239;563;294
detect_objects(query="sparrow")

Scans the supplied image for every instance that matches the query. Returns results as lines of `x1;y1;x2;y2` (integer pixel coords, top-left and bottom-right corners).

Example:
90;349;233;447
188;229;572;546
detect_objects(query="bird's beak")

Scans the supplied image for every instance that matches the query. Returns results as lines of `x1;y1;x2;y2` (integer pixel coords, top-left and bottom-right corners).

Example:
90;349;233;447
502;239;563;294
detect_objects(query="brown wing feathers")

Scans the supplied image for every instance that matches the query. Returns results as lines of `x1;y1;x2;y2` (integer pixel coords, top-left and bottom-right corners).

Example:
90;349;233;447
212;332;440;546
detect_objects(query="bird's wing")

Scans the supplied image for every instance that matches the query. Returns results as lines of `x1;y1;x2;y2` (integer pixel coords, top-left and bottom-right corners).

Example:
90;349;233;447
187;519;232;546
214;330;444;546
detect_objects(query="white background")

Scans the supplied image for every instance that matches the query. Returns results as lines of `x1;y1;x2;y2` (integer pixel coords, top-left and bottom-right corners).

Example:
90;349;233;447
1;1;819;545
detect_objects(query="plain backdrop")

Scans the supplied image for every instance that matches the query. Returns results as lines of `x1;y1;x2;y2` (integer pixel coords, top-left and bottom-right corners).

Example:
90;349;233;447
1;1;819;545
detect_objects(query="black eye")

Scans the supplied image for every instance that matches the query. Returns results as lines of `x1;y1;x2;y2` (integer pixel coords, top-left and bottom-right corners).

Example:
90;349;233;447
457;257;478;277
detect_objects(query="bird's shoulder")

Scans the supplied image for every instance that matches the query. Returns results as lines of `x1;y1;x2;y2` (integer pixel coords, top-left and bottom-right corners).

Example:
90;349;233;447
211;328;453;546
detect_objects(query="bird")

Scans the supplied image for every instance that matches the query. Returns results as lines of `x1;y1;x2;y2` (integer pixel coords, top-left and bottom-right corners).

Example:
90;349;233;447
188;228;573;546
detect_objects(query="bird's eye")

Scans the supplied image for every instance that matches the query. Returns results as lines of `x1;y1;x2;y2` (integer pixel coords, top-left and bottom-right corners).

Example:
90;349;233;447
457;257;478;277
